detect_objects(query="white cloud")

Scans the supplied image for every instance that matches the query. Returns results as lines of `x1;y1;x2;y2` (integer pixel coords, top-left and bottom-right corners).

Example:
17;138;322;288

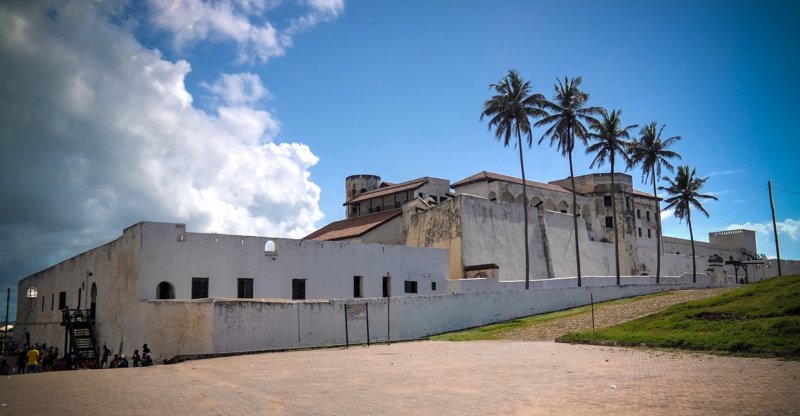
661;209;674;221
727;219;800;241
147;0;342;62
202;72;271;106
709;169;744;177
0;0;324;273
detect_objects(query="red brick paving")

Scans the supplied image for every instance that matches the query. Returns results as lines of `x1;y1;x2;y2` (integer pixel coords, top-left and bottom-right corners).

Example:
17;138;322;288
1;341;798;415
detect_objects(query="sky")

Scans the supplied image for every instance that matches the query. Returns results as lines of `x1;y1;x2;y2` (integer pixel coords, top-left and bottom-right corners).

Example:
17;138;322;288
1;0;798;320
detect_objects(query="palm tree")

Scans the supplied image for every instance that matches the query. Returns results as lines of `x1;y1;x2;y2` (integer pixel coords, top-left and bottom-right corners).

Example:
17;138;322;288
536;77;604;287
627;122;681;283
586;109;638;286
480;70;547;290
659;166;718;283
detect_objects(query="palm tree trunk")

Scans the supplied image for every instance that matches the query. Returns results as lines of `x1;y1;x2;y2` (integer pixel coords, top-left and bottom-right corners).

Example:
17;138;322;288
652;167;661;284
688;209;696;283
518;133;530;290
611;163;620;285
568;150;582;287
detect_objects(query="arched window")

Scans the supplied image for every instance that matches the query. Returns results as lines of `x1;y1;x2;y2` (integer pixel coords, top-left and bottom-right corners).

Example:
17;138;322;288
530;197;542;207
156;282;175;300
557;200;569;213
265;240;277;256
488;191;497;202
515;194;526;205
500;192;514;203
26;287;37;298
544;199;556;211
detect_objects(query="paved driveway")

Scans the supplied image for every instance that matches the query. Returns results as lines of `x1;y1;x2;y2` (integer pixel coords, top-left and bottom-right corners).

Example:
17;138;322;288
1;341;798;415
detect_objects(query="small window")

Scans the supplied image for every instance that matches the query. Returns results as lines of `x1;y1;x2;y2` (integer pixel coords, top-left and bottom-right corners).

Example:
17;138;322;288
292;279;306;300
431;282;437;291
265;240;277;255
648;229;652;238
353;276;363;298
77;288;82;309
157;281;176;299
191;278;209;299
51;294;54;311
58;291;66;310
26;287;38;298
404;281;418;294
646;211;651;221
605;216;614;228
637;209;641;219
418;192;425;199
237;278;253;299
603;195;612;207
382;276;390;297
638;227;642;237
41;296;45;312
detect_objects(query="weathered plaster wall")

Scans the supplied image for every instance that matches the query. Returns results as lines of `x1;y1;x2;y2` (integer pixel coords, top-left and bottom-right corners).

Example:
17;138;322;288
404;198;464;281
138;222;448;300
357;215;404;245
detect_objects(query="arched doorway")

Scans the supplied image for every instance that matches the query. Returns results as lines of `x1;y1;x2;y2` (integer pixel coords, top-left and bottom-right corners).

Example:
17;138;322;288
90;283;97;320
156;281;175;299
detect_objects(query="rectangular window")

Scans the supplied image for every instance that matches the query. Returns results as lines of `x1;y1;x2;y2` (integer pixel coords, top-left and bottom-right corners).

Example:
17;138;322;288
603;195;612;207
648;229;652;238
41;296;45;312
404;281;418;294
237;278;253;299
191;277;209;299
418;192;425;199
637;209;641;219
58;291;66;310
292;279;306;300
646;211;651;221
353;276;363;298
605;216;614;228
430;195;438;203
382;276;390;297
638;227;642;237
431;282;437;291
51;294;54;311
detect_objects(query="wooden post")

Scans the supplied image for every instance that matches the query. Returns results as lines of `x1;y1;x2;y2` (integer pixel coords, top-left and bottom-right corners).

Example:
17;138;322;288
386;273;391;345
366;303;370;347
344;304;349;348
591;294;595;332
769;181;783;276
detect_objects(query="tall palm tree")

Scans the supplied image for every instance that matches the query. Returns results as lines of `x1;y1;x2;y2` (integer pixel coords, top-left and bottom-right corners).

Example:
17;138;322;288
627;122;681;283
536;77;603;287
586;109;638;286
659;166;718;283
480;70;547;290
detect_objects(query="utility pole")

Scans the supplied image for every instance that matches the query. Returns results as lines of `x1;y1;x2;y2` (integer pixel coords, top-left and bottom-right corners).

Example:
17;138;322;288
768;181;783;276
4;288;9;355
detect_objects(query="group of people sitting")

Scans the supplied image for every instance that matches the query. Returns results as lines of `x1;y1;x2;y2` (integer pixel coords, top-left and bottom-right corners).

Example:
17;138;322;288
2;341;155;373
100;343;153;368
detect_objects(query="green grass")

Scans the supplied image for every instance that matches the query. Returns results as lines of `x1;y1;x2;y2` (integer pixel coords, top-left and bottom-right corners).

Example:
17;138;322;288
430;291;672;342
560;275;800;357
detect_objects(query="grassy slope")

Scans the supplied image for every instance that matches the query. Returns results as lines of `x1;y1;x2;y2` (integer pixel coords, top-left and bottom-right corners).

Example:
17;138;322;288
560;275;800;355
430;291;671;342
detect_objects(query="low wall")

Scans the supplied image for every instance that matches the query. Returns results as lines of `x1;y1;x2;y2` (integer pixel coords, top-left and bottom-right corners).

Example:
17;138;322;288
191;280;723;356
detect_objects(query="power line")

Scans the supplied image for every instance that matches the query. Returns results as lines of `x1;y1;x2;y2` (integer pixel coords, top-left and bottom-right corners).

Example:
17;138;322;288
728;188;767;224
773;185;800;195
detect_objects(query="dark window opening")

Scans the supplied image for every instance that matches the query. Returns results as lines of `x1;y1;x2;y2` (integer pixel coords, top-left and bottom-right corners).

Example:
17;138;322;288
58;291;66;310
404;281;418;294
353;276;363;298
560;210;567;213
237;278;253;299
41;296;45;312
431;282;437;291
646;211;651;221
418;192;425;199
191;277;209;299
637;209;641;219
605;216;614;228
638;227;642;237
603;195;612;207
157;282;175;299
382;276;390;297
51;294;54;311
292;279;306;300
648;229;652;238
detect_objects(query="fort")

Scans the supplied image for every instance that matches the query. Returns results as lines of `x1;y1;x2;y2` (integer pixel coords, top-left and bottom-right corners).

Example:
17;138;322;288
15;171;798;362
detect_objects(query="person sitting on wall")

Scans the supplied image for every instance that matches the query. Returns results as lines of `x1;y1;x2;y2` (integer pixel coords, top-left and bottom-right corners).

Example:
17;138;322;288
141;352;153;367
26;345;40;373
117;355;129;368
132;349;141;368
109;354;120;368
54;358;68;371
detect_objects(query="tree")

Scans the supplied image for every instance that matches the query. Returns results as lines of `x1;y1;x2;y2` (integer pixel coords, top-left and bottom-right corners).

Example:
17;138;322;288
586;109;637;285
659;166;718;283
480;70;547;290
627;122;681;283
536;77;603;287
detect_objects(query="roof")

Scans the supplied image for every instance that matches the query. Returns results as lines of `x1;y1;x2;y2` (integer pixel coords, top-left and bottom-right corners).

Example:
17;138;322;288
451;171;574;195
632;189;659;200
344;178;428;205
303;209;403;241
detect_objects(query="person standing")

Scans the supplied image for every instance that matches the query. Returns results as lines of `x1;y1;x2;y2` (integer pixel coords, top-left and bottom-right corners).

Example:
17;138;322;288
132;349;141;368
100;344;111;368
26;345;39;373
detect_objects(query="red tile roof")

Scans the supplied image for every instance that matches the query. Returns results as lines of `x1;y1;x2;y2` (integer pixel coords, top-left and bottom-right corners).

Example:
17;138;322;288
632;189;659;199
344;178;428;205
451;171;574;195
303;209;403;241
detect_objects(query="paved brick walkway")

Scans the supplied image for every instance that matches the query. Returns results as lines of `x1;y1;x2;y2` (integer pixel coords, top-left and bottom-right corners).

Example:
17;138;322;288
1;341;798;415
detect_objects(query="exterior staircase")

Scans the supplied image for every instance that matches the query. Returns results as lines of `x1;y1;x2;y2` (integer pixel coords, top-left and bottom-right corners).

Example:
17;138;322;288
62;309;99;361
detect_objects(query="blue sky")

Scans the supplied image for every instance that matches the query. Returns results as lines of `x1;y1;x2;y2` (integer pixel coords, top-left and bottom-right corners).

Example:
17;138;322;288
1;0;798;319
